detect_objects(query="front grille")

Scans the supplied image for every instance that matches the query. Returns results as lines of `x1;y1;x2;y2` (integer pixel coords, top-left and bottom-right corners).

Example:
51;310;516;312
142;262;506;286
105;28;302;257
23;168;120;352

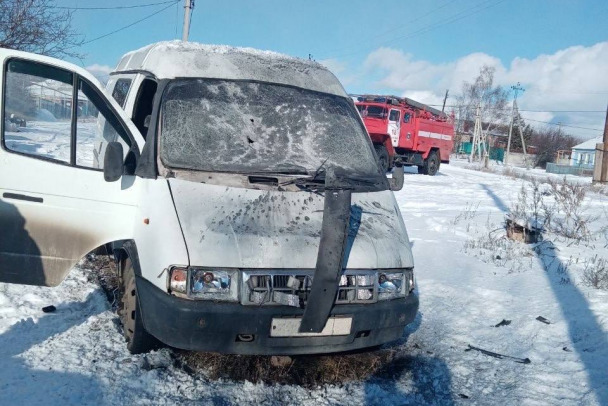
241;270;378;307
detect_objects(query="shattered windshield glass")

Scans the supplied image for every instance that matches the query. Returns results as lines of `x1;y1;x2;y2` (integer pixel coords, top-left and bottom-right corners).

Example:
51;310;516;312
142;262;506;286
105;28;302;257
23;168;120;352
159;79;381;177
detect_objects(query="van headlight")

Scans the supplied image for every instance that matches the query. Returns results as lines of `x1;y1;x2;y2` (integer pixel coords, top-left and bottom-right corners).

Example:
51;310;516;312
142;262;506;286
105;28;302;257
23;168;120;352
378;269;414;300
168;266;238;301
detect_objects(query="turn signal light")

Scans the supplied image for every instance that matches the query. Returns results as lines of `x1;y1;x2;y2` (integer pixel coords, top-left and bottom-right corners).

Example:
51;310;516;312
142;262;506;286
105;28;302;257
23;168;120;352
169;267;187;293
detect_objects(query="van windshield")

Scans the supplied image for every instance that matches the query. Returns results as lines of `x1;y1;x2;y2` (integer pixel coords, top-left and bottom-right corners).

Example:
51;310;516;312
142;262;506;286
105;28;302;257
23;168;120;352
159;79;381;177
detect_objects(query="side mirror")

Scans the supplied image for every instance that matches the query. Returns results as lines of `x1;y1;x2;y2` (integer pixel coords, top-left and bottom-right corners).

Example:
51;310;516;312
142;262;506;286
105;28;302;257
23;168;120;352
389;165;404;191
103;142;124;182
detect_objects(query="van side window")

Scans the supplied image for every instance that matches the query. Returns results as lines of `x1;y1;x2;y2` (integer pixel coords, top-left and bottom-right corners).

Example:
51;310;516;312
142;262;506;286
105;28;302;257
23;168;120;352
3;60;73;163
76;79;131;169
111;78;132;108
403;113;411;123
389;110;400;122
132;78;158;138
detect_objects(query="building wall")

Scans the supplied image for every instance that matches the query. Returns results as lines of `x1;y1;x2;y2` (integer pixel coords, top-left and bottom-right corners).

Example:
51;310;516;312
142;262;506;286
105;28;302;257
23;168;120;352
570;148;595;169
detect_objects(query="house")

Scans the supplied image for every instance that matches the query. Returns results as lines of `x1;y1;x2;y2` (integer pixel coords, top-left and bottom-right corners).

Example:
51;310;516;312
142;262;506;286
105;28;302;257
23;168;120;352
571;137;602;169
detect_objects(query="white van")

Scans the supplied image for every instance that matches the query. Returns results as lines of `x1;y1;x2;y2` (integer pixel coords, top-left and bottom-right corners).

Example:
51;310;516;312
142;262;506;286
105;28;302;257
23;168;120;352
0;42;418;355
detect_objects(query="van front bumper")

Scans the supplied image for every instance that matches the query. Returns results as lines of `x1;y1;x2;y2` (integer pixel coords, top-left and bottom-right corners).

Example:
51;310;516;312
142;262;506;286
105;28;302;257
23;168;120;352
136;276;419;355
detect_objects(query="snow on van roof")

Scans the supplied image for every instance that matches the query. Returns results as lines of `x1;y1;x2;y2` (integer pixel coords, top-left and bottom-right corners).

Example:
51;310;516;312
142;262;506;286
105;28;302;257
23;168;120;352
114;41;347;97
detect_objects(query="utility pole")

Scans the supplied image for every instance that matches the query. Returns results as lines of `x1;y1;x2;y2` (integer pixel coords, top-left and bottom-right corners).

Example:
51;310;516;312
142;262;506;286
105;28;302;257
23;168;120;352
182;0;193;42
504;82;525;165
441;89;449;113
469;102;482;163
594;103;608;183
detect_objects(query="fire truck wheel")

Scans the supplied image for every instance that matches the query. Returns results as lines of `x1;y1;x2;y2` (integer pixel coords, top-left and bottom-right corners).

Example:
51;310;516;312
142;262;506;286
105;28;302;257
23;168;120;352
374;145;390;173
424;151;440;176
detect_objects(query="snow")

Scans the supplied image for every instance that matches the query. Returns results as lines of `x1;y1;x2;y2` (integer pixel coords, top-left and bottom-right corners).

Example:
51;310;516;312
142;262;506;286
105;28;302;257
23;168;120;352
573;137;603;151
115;40;347;97
5;120;104;168
1;164;607;405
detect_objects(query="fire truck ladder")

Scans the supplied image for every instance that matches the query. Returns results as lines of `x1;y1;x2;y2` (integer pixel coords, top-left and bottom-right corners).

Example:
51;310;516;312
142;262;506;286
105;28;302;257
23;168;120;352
352;94;448;120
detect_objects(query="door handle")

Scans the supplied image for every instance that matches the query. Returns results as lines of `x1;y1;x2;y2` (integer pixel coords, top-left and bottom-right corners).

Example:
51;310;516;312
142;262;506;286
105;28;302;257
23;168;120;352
2;192;43;203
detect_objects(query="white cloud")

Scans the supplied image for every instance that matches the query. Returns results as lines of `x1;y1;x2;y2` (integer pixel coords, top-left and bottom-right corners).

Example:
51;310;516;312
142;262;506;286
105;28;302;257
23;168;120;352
355;42;608;139
86;64;113;84
319;58;357;86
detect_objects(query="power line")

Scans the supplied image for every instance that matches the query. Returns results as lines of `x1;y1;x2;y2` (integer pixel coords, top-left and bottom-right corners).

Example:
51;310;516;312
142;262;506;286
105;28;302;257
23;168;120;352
525;90;608;95
384;0;507;46
322;0;505;60
82;1;179;45
518;110;605;113
426;104;605;113
323;0;456;55
519;117;603;133
374;0;455;38
52;1;177;10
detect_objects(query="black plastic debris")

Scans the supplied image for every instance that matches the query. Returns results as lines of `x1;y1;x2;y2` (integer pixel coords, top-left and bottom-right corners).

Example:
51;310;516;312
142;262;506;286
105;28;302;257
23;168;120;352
494;319;512;328
563;347;572;352
42;305;56;313
466;344;531;364
458;394;470;399
536;316;551;324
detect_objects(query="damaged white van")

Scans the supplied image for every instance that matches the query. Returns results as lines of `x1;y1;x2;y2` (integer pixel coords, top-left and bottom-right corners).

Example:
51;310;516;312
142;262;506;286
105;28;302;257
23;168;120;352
0;42;418;355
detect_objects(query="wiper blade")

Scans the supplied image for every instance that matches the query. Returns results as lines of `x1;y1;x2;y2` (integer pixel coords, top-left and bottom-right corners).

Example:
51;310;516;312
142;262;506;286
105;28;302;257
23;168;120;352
272;163;309;173
338;174;379;185
279;172;325;185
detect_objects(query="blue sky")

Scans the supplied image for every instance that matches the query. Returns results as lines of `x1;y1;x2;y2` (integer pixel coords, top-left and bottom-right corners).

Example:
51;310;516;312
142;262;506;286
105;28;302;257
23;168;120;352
59;0;608;139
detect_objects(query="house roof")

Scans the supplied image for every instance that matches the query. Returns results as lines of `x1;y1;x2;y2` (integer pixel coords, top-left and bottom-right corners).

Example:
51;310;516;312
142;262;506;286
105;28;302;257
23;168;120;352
572;136;602;151
113;41;346;97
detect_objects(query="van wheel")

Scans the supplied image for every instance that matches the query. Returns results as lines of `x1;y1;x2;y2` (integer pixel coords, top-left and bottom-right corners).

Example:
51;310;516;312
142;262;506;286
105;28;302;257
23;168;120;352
119;258;158;354
374;145;390;173
423;151;440;176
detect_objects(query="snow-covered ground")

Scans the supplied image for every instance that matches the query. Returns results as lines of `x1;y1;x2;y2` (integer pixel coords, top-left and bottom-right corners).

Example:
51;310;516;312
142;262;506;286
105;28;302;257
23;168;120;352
1;164;607;405
4;120;101;167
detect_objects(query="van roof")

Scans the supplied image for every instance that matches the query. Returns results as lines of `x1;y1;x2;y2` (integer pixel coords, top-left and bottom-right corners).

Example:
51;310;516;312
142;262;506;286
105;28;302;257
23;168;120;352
114;41;347;97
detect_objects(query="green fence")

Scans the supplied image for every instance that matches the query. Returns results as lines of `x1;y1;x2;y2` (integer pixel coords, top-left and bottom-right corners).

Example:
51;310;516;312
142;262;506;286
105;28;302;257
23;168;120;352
458;142;504;162
546;163;594;177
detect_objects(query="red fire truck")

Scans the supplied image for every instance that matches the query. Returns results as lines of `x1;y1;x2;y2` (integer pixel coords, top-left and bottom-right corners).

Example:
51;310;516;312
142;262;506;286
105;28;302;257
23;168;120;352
354;95;454;176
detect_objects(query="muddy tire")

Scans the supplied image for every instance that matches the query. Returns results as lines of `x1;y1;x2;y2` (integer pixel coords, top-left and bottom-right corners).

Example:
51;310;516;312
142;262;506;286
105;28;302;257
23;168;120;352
423;151;440;176
119;258;158;354
374;144;390;173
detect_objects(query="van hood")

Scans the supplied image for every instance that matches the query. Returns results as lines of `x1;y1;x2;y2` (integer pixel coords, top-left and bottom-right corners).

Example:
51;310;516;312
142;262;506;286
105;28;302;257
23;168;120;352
168;179;413;270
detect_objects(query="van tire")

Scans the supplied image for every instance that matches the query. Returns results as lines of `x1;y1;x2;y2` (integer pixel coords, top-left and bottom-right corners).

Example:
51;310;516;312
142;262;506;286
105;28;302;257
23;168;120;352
374;145;390;173
423;151;440;176
119;258;158;354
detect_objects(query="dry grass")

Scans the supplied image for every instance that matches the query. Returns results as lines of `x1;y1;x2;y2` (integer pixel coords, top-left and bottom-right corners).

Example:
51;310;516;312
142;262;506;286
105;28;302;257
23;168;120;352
581;256;608;290
80;252;121;309
544;177;596;241
174;348;402;386
80;253;412;387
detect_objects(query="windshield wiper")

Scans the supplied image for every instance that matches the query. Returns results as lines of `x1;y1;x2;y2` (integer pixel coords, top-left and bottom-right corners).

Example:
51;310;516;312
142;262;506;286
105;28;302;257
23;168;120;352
279;158;329;187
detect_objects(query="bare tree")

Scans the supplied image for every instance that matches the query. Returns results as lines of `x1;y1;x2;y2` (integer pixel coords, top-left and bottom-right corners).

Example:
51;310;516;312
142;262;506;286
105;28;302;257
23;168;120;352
510;112;533;153
0;0;83;59
532;126;580;168
456;65;510;136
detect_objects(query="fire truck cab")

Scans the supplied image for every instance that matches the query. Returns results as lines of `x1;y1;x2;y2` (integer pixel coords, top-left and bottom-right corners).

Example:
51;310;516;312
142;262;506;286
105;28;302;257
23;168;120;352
355;95;454;176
